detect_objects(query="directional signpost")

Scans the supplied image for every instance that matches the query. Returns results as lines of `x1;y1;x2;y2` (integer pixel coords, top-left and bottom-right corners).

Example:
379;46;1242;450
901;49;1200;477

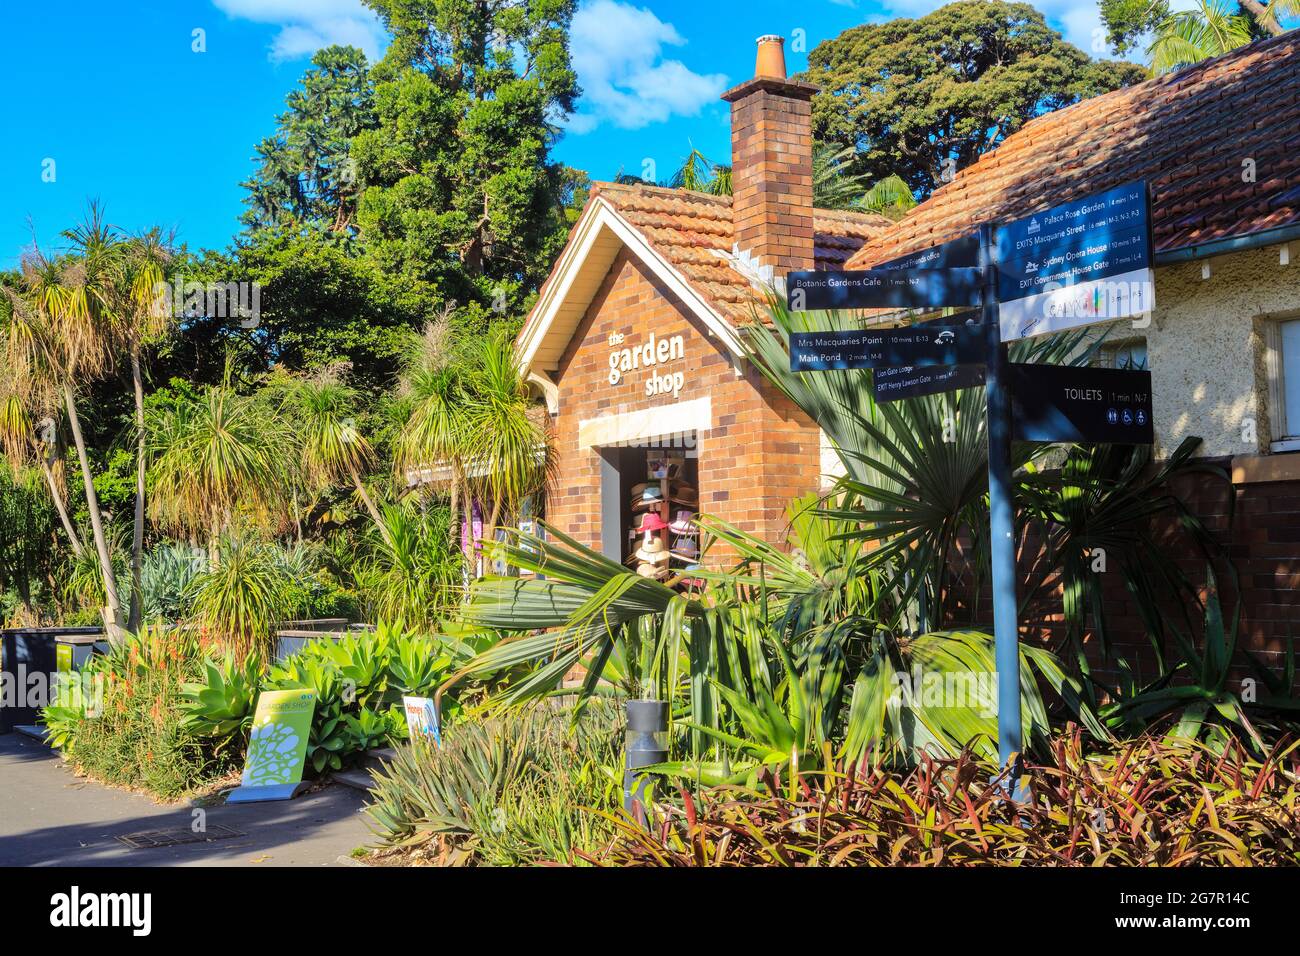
787;265;984;311
1009;364;1154;443
786;180;1155;791
874;362;985;403
871;309;985;403
875;232;981;272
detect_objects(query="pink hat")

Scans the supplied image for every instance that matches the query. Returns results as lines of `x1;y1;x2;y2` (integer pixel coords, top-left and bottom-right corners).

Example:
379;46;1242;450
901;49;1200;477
636;512;667;533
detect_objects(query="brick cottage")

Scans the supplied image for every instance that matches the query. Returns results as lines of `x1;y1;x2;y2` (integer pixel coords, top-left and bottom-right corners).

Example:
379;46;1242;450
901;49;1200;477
517;36;889;567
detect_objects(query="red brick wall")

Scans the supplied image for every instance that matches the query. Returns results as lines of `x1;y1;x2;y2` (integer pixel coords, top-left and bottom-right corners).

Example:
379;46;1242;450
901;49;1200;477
945;461;1300;687
547;248;822;554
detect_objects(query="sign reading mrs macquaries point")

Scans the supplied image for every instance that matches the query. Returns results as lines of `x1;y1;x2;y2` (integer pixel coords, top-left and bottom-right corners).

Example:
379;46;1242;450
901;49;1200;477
1009;364;1154;444
995;180;1154;341
787;265;984;311
789;324;985;372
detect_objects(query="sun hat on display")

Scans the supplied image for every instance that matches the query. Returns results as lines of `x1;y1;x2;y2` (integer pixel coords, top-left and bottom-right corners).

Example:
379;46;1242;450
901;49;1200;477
636;512;668;533
636;538;669;564
669;485;698;506
671;536;699;560
669;510;696;534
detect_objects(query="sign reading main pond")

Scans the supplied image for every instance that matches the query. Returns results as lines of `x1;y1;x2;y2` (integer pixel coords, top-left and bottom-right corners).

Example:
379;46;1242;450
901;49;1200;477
1009;364;1154;443
227;689;317;803
787;266;984;311
995;180;1154;341
790;324;986;372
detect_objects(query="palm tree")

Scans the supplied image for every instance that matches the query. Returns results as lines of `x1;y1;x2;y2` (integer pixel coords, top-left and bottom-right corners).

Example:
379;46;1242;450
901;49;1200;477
0;373;83;559
393;320;553;574
859;173;918;220
16;220;126;639
1149;0;1257;73
668;147;731;196
462;328;554;543
284;364;387;538
113;229;174;631
393;318;477;558
667;142;917;217
2;208;176;640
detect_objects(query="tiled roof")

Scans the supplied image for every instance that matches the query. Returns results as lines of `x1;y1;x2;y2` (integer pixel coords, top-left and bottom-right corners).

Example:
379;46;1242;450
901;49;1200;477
845;32;1300;270
587;181;891;321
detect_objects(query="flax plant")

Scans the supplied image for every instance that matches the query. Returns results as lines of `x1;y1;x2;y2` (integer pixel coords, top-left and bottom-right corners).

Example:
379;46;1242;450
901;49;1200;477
146;378;291;554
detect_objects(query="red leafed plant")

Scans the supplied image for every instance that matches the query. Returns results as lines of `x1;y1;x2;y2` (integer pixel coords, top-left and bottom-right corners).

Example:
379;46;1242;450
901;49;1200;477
582;727;1300;866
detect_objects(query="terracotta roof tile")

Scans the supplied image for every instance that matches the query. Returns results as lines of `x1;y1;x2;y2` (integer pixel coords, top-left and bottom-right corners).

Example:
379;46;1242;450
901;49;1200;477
845;33;1300;269
583;181;892;322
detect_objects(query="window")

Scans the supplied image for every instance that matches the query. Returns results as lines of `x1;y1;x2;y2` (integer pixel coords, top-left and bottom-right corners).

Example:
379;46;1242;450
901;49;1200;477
1274;319;1300;452
1098;338;1148;371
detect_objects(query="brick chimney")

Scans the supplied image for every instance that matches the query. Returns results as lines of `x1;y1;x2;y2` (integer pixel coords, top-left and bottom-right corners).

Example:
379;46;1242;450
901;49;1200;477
721;35;818;275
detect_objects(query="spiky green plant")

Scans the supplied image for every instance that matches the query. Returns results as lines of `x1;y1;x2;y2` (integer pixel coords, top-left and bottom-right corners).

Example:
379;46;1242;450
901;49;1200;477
185;531;298;655
283;363;385;532
147;380;291;543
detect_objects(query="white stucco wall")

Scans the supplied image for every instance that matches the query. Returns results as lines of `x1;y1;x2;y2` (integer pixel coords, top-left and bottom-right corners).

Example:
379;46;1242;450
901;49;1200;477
1113;243;1300;459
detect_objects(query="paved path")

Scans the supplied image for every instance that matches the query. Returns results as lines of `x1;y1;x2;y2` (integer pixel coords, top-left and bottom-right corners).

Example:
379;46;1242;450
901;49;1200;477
0;733;375;866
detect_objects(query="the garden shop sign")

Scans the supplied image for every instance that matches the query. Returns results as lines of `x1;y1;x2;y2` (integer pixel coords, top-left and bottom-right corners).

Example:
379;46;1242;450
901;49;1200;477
607;330;687;399
227;689;316;803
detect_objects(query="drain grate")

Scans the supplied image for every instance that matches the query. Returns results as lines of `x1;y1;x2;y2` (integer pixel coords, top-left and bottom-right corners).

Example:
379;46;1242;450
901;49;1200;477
116;824;244;849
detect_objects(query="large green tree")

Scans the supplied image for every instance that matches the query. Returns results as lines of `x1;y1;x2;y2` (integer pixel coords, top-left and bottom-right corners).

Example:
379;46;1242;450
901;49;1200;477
351;0;580;324
802;1;1147;199
242;46;376;233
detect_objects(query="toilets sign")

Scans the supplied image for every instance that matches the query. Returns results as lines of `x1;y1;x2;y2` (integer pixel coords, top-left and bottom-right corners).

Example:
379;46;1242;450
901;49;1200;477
608;330;687;399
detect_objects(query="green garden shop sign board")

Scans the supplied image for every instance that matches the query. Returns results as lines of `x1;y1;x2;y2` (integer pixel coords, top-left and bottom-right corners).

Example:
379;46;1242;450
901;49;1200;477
227;689;317;803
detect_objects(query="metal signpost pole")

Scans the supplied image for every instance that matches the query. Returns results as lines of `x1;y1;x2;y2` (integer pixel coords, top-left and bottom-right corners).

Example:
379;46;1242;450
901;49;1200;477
979;222;1023;785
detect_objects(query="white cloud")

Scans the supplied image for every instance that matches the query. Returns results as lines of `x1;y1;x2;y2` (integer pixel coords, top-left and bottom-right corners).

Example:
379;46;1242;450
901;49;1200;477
874;0;1108;53
566;0;728;133
210;0;387;62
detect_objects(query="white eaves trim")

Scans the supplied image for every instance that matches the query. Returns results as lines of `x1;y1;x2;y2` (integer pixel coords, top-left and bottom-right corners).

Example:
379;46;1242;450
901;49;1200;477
516;196;745;377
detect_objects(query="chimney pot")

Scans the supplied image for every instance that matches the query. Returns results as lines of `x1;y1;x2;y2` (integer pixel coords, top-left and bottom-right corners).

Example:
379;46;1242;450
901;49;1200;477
755;35;786;79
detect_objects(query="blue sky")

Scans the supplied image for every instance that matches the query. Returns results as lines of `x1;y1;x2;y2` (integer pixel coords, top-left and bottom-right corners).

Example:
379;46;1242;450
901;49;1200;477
2;0;1128;265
